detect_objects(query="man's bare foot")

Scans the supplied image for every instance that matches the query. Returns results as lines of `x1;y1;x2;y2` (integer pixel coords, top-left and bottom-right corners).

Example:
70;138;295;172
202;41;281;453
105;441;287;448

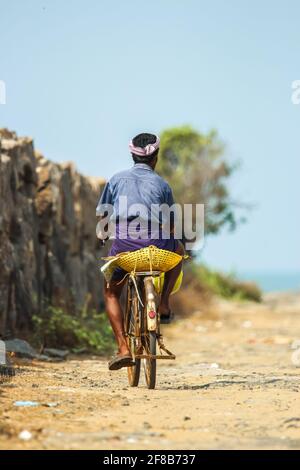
108;353;134;371
158;304;174;324
118;340;131;357
158;303;170;316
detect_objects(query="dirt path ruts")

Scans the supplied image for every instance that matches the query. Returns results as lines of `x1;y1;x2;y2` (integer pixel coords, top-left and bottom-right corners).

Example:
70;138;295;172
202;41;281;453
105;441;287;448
1;292;300;450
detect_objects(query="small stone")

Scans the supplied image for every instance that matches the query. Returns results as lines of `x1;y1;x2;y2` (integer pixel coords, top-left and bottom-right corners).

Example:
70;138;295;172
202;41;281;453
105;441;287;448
14;401;39;407
18;430;32;441
242;320;252;329
44;348;69;359
210;363;219;369
5;339;38;359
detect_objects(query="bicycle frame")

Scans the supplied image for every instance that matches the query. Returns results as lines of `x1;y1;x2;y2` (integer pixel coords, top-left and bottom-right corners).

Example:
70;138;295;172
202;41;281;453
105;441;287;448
125;272;176;361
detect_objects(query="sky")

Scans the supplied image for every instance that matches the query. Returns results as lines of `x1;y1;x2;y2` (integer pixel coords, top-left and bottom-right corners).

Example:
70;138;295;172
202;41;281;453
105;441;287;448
1;0;300;275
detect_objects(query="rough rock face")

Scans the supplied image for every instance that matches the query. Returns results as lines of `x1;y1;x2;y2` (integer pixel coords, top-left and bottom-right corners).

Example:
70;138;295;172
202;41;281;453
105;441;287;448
0;129;106;337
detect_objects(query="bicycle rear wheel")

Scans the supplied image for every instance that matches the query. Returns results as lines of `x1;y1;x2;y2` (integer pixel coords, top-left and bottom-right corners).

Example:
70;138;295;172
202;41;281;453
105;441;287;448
143;330;157;389
124;283;141;387
142;276;158;389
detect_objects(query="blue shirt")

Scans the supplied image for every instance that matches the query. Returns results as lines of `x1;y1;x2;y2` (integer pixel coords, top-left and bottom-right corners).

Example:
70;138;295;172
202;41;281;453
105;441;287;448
96;164;175;224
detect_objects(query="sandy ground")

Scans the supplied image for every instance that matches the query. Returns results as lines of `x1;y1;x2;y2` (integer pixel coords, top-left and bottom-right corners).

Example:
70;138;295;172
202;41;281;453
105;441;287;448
1;292;300;450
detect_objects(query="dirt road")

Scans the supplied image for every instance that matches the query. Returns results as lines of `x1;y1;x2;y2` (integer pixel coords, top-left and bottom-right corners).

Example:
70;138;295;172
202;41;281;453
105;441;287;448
1;292;300;450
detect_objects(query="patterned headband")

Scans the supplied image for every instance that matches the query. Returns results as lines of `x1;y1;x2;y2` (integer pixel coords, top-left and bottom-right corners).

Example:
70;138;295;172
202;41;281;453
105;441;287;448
129;136;160;157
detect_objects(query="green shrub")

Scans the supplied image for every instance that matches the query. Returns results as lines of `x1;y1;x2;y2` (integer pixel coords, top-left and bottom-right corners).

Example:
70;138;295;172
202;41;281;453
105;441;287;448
32;307;114;354
187;263;262;302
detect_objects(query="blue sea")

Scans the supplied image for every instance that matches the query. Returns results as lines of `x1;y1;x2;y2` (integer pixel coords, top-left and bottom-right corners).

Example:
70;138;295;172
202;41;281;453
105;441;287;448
238;271;300;293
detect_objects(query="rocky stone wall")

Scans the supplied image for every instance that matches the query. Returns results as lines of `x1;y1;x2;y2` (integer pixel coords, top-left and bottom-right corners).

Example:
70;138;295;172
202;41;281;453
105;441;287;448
0;129;106;337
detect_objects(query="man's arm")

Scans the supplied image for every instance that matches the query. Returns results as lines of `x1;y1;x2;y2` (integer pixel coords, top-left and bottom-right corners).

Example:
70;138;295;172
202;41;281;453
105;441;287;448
96;182;113;242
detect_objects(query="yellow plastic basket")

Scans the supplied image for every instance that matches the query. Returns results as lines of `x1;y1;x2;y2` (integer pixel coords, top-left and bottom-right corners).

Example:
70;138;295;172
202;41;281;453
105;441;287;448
104;245;184;273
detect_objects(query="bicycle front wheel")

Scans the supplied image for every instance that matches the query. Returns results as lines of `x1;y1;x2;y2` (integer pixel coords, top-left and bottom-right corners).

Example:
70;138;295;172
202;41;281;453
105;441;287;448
125;284;141;387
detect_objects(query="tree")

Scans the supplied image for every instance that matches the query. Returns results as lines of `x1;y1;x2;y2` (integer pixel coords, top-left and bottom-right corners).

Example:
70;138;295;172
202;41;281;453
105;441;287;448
157;126;243;250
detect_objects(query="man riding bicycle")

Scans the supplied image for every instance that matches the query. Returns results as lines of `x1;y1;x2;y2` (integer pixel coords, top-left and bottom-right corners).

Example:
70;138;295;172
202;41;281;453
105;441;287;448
96;133;184;371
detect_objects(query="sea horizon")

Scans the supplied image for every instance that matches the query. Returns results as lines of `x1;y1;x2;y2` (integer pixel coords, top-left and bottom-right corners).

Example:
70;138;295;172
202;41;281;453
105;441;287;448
238;270;300;293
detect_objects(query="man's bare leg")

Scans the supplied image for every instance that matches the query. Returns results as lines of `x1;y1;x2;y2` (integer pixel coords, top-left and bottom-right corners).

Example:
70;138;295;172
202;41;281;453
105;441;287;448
104;281;131;357
159;242;185;317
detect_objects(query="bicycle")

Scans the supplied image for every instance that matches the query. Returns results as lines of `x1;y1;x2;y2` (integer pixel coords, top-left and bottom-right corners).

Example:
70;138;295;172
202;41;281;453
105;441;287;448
101;244;185;389
124;270;176;389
